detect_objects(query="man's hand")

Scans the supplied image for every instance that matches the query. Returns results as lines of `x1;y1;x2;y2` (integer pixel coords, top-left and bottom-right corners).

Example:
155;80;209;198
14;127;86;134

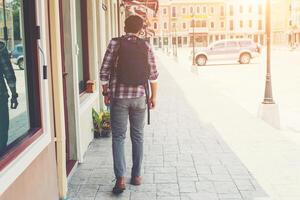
149;96;156;110
11;97;18;109
104;95;110;106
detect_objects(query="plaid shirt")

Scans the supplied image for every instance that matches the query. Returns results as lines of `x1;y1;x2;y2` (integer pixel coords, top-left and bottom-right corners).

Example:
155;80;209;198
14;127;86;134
0;41;17;99
100;34;159;99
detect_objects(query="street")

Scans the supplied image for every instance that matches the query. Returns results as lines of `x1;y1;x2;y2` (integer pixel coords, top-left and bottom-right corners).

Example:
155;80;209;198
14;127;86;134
7;64;29;144
174;47;300;133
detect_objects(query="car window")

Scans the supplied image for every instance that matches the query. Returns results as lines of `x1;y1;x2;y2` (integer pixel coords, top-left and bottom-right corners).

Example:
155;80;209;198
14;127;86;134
213;42;225;49
227;41;238;47
239;40;252;47
17;46;23;52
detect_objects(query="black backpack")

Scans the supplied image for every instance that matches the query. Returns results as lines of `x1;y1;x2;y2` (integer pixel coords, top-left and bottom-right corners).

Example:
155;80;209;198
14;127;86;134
115;36;150;86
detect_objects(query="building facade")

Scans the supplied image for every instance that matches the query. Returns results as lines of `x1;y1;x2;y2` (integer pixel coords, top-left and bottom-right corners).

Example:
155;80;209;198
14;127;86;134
290;0;300;44
0;0;125;200
148;0;266;48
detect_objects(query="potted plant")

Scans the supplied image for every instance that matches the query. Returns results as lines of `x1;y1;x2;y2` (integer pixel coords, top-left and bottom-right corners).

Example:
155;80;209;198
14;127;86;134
92;108;101;138
92;108;111;138
99;110;111;137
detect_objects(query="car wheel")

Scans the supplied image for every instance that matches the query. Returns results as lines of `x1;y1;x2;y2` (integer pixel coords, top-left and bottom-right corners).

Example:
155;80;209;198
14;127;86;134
196;55;207;66
18;59;24;70
239;53;251;64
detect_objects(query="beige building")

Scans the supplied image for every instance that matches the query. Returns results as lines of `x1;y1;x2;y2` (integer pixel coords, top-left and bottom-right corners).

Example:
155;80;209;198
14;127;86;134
148;0;267;48
226;0;265;45
290;0;300;44
271;0;292;45
149;0;226;48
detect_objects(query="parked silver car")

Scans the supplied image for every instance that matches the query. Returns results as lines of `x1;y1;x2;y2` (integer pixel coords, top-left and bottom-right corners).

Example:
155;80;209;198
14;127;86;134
193;39;261;66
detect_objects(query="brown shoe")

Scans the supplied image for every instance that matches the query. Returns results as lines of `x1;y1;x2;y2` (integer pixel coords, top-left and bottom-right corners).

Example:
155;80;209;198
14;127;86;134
130;176;142;186
112;177;126;194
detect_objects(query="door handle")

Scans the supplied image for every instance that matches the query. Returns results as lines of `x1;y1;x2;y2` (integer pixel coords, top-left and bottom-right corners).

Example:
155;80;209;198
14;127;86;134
63;72;68;77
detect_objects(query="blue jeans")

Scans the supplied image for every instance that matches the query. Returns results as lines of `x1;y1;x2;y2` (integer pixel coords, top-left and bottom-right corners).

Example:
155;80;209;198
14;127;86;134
111;96;146;178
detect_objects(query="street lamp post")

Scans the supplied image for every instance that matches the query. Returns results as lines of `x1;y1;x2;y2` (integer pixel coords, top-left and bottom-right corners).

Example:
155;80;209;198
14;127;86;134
262;0;275;104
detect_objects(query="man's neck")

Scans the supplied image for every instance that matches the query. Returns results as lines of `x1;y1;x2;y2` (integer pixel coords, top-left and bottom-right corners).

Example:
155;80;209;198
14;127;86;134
126;32;139;37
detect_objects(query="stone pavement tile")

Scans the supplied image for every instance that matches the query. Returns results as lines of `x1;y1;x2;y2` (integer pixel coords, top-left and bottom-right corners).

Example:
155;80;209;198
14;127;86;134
195;165;212;175
163;153;177;162
210;165;230;175
129;184;156;192
234;179;256;191
144;166;176;174
157;197;180;200
95;191;130;200
154;173;178;183
198;174;233;182
68;198;95;200
77;184;100;198
195;181;216;193
156;184;179;196
214;182;239;194
130;192;156;200
86;176;114;185
67;184;81;198
218;193;243;199
178;181;197;193
181;192;219;200
240;190;269;200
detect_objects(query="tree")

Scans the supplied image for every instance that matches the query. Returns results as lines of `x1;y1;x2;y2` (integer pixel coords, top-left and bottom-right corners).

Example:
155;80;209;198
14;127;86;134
9;0;21;40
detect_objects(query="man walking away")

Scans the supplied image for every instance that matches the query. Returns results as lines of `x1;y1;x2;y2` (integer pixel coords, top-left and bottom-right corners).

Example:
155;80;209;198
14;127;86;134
100;15;158;194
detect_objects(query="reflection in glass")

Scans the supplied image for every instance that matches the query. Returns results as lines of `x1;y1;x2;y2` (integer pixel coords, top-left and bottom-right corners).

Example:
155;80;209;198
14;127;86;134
0;0;29;156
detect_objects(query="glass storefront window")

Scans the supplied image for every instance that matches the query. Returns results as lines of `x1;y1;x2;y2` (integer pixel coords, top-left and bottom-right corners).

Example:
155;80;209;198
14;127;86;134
0;0;41;161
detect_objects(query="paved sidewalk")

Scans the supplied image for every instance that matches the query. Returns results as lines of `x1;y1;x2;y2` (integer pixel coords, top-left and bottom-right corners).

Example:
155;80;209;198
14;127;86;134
67;59;267;200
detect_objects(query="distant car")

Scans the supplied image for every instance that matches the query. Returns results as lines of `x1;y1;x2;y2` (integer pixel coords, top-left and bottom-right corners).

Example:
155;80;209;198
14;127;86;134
193;39;261;66
11;44;24;70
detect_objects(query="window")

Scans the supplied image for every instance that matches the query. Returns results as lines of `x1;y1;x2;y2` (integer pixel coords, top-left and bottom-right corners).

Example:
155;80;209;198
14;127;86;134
172;37;176;45
190;7;194;14
230;5;234;16
213;42;225;49
240;21;243;28
163;8;167;15
183;37;188;45
154;22;157;29
211;22;215;28
211;6;214;14
183;22;186;29
230;20;234;30
172;23;176;29
203;6;207;13
221;21;225;28
0;0;42;166
163;37;168;45
258;4;262;15
76;0;89;93
249;20;252;28
202;21;207;28
172;7;176;17
240;5;243;13
164;22;167;29
220;6;225;16
249;5;252;13
197;7;200;13
239;40;252;47
227;41;238;47
153;38;158;45
258;20;263;30
182;7;186;14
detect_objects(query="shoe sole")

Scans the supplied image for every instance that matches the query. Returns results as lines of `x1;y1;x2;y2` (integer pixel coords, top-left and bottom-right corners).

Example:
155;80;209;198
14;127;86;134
112;187;125;194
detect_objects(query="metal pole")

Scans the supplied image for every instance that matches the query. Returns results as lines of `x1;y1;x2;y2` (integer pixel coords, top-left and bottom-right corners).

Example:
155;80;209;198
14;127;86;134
117;0;121;37
263;0;275;104
3;0;8;44
192;14;196;65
